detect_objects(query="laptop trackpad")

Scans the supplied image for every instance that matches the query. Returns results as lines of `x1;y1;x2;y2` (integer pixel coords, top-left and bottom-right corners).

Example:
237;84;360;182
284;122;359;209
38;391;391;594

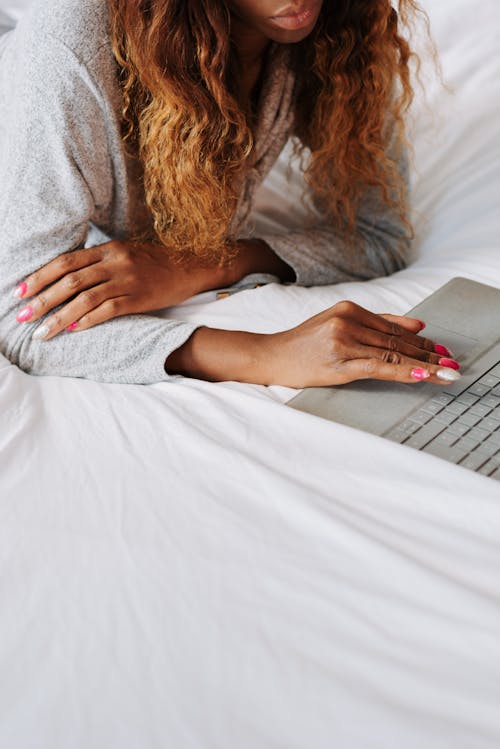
287;326;483;436
286;278;500;435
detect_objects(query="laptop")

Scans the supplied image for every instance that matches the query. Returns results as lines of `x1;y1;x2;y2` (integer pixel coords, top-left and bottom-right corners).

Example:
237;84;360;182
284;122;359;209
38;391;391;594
287;277;500;481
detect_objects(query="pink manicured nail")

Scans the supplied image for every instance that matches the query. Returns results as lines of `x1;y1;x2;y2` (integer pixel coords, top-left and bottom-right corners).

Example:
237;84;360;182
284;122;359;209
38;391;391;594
438;357;460;370
66;322;78;331
411;367;431;381
16;306;33;323
434;343;453;357
14;282;28;299
416;320;426;331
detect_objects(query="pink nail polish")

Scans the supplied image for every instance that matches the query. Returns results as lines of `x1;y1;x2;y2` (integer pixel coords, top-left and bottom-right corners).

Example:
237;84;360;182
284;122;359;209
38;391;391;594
66;322;78;331
434;343;451;356
16;305;33;323
438;357;460;370
411;367;431;381
14;282;28;299
416;320;426;331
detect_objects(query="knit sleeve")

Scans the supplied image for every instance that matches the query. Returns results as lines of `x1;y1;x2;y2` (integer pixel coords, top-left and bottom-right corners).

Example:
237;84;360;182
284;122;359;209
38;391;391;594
0;20;198;384
258;137;413;287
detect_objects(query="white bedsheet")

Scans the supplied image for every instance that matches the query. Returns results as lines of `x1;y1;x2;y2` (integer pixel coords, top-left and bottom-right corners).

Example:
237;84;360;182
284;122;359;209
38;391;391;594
1;1;499;747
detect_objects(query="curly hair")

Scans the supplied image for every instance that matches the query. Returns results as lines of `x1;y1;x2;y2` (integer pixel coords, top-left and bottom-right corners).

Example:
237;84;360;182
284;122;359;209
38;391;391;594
109;0;428;264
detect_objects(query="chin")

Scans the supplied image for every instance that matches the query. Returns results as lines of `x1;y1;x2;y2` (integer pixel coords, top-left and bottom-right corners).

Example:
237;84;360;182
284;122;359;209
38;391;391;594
265;26;316;43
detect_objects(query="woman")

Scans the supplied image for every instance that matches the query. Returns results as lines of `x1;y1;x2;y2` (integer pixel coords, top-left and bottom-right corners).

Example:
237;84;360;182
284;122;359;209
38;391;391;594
0;0;460;387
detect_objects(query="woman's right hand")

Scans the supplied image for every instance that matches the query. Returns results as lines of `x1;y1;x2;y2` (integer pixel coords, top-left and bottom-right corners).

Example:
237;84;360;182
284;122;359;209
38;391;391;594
264;300;460;388
166;299;461;388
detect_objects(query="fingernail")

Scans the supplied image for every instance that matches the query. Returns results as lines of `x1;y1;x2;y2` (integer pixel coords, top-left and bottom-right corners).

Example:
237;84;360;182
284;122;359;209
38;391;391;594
438;357;460;370
32;324;50;341
411;367;431;380
66;322;78;331
16;305;33;323
437;368;461;382
416;320;426;331
14;282;28;299
434;343;455;357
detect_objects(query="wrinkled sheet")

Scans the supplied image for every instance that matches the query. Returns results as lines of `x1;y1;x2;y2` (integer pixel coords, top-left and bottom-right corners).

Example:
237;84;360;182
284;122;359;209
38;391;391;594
1;1;499;747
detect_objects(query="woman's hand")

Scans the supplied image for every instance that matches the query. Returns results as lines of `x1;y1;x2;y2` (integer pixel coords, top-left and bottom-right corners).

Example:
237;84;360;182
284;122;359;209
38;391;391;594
264;300;460;387
166;300;460;387
14;240;238;340
14;238;294;341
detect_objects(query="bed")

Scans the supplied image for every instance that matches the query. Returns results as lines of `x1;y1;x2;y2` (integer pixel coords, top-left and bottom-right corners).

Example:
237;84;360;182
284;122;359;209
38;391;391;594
1;1;499;747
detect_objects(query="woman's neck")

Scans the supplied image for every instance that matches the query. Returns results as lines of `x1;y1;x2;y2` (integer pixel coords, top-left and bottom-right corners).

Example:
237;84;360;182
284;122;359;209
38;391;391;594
230;18;271;116
230;15;271;67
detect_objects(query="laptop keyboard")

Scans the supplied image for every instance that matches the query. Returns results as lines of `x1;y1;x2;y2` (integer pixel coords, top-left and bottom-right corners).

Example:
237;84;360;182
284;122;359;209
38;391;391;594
386;364;500;480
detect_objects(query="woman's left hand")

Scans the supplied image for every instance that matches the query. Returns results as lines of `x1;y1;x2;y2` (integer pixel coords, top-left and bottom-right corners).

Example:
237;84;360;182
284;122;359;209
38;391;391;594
14;240;235;340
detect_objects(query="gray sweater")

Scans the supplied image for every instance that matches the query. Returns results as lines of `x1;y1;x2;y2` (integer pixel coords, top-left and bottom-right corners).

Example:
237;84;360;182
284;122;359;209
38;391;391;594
0;0;411;384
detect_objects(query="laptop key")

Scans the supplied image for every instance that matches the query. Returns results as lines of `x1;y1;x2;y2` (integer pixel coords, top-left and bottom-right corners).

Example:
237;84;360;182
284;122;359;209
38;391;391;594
478;374;500;388
434;410;458;425
475;440;499;458
411;410;434;426
457;412;482;428
460;451;490;471
467;383;491;397
490;468;500;481
431;394;455;406
399;419;421;435
467;426;491;443
468;403;493;418
386;428;412;443
446;401;468;416
432;429;460;447
421;400;445;415
455;437;480;453
455;393;480;406
478;460;497;476
423;442;469;464
486;430;500;447
446;421;470;437
481;417;500;432
404;422;446;449
385;419;421;442
481;395;500;408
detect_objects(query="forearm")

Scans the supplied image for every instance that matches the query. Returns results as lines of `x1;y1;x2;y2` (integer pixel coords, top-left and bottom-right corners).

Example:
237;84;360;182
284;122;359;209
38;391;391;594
165;326;275;384
164;303;451;391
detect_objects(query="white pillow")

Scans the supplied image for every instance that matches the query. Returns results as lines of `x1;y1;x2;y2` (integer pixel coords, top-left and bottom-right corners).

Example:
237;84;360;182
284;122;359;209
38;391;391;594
0;0;33;23
0;0;33;56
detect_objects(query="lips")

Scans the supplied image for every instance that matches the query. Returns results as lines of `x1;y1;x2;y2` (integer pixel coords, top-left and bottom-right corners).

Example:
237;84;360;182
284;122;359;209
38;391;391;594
273;4;308;17
269;4;317;30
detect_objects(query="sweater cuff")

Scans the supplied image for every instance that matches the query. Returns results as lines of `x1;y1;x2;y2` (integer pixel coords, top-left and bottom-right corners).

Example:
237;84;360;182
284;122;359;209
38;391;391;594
160;321;201;381
259;231;322;287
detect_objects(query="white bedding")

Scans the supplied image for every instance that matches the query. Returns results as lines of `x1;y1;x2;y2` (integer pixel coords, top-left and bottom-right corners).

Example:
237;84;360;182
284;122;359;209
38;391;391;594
1;2;499;747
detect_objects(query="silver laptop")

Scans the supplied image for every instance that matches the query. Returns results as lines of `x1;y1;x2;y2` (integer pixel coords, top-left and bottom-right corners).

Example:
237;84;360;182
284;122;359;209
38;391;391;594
287;277;500;481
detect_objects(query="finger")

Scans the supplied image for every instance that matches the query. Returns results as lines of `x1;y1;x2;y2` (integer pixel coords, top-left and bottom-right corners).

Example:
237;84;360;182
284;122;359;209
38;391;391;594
381;314;457;357
337;356;462;386
366;312;437;354
30;284;119;340
380;313;426;333
333;301;434;349
16;246;104;299
356;330;447;365
18;265;109;324
66;297;131;333
332;301;439;356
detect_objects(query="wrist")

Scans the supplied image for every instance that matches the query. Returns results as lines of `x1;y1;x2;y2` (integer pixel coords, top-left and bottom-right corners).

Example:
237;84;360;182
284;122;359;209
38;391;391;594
227;239;296;284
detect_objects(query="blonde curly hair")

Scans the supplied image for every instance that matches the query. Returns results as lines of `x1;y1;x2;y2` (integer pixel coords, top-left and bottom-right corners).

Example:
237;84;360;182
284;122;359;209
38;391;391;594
109;0;428;263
